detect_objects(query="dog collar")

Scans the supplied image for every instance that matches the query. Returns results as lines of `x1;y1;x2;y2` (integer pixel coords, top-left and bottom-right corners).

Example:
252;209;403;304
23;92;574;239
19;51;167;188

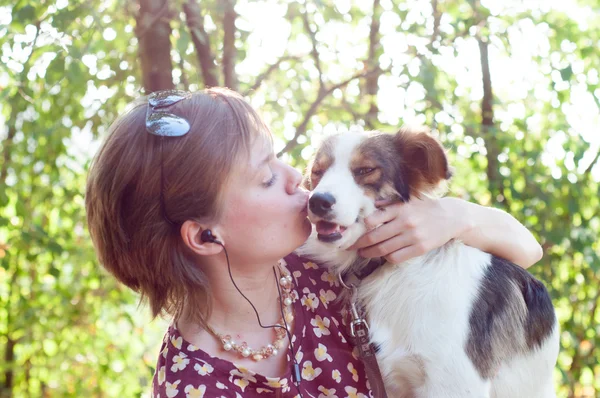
352;256;387;281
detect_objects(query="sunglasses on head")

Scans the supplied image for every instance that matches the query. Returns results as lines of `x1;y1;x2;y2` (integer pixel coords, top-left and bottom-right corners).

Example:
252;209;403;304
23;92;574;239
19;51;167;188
146;90;192;137
145;89;192;226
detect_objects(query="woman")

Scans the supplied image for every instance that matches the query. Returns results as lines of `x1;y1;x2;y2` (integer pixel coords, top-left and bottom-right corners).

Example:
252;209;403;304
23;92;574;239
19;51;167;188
85;88;542;398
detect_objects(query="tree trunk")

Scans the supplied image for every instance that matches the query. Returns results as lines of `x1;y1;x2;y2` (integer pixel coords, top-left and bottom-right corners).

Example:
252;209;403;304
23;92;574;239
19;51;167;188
223;0;238;90
365;0;382;128
2;337;15;396
478;37;503;205
136;0;174;93
183;0;219;88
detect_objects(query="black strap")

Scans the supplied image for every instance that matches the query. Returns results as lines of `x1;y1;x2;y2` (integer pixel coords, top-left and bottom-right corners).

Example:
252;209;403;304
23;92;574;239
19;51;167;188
353;316;388;398
342;273;389;398
353;256;387;281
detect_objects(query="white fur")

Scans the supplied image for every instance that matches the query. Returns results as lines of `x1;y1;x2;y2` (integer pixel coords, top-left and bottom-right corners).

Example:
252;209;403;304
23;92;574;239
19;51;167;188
298;131;559;397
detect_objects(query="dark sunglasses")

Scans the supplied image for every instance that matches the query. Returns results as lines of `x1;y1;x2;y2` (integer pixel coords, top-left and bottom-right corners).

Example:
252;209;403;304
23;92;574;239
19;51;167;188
146;90;192;226
146;90;192;137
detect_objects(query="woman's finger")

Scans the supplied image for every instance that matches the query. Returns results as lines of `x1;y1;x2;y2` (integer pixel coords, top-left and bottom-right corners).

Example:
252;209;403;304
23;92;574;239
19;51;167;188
351;220;405;250
363;204;402;230
385;243;429;264
358;233;413;258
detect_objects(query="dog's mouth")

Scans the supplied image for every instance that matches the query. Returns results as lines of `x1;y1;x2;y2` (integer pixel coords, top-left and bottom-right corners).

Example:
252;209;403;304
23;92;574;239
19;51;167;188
316;221;348;242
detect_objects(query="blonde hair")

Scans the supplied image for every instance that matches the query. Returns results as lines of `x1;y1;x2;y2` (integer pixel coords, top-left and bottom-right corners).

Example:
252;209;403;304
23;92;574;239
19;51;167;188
85;88;271;326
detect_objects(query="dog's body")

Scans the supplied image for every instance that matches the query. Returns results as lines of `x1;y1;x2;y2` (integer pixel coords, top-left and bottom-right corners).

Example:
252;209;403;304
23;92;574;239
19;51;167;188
297;128;559;397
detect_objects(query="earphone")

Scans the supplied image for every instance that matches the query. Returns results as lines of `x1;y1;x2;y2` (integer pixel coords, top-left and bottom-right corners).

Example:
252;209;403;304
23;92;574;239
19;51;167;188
201;229;303;395
200;229;220;245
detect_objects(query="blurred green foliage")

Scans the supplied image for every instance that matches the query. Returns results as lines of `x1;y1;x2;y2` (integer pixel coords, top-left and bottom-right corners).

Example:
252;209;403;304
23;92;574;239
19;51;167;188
1;0;599;397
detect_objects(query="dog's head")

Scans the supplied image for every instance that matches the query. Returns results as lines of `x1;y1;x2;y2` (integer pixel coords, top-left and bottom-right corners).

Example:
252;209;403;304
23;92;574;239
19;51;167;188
303;127;452;255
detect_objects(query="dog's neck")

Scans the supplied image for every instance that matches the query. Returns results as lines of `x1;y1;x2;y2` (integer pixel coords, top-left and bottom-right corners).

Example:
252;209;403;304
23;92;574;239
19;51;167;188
351;256;388;280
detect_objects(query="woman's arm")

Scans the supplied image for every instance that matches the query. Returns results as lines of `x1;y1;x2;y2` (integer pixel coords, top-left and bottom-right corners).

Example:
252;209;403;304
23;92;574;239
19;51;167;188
352;196;542;269
447;197;542;268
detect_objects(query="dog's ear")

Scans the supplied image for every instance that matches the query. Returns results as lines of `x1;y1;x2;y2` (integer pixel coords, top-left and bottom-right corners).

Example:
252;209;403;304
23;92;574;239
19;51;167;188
394;126;452;198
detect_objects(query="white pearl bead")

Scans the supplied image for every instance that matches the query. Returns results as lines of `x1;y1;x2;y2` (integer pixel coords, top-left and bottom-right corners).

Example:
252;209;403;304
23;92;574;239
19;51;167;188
272;348;278;356
242;348;251;357
284;298;292;306
223;343;232;351
280;277;287;285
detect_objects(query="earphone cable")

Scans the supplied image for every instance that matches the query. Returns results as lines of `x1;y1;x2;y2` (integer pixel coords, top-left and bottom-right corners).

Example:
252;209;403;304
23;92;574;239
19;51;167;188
274;266;303;396
219;242;303;397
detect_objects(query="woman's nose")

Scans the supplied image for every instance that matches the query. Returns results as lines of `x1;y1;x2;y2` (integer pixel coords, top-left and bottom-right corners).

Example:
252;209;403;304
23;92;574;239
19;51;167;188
286;164;302;194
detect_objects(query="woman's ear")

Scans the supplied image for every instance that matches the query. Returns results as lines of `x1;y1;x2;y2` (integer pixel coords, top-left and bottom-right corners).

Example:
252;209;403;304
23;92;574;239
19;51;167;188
180;220;223;257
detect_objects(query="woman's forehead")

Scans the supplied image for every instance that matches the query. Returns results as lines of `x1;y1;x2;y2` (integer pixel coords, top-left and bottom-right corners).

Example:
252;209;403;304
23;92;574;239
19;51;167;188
230;135;273;178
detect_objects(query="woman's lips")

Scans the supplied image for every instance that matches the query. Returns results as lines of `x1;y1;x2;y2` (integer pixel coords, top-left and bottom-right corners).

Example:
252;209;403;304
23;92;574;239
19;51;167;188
299;193;309;214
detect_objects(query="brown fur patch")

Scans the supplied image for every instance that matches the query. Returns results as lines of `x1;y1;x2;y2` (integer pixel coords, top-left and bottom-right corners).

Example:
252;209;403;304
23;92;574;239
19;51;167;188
306;137;335;190
386;354;427;398
394;126;452;196
349;134;400;199
350;148;385;198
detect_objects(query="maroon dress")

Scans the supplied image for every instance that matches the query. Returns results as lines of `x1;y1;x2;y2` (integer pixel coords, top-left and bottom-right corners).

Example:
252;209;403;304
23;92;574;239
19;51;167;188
152;253;373;397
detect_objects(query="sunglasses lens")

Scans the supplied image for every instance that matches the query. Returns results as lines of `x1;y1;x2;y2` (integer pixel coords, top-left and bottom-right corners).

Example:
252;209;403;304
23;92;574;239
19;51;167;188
146;112;191;137
148;90;190;109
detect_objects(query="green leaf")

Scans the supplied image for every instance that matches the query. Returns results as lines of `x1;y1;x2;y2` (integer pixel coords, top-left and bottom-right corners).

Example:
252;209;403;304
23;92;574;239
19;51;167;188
560;65;573;82
13;5;36;24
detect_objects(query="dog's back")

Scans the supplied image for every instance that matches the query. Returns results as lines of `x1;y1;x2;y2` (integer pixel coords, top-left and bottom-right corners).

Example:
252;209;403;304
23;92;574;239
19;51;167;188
358;240;559;397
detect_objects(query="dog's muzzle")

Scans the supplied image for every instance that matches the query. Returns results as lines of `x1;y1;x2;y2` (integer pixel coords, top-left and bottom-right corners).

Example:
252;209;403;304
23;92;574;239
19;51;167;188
309;192;336;217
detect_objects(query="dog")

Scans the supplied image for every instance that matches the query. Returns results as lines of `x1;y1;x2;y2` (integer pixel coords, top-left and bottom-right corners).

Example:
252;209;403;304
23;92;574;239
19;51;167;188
297;127;559;397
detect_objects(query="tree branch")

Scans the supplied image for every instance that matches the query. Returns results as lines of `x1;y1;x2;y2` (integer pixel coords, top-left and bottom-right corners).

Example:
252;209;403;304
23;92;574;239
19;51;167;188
179;56;190;91
1;21;41;187
222;0;237;90
301;9;324;90
242;55;302;96
431;0;441;45
583;149;600;176
277;68;385;157
568;286;600;392
183;0;219;88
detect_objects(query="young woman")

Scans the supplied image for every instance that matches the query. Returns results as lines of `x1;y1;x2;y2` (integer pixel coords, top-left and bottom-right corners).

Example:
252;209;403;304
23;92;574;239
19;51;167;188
85;88;542;398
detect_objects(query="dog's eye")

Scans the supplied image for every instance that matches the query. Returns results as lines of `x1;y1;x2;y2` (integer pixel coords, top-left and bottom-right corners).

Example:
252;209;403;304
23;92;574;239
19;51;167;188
356;167;375;176
312;169;324;177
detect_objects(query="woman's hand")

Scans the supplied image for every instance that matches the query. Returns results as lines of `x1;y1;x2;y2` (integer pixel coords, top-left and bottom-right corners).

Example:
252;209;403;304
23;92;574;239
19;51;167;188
350;196;470;264
350;197;543;269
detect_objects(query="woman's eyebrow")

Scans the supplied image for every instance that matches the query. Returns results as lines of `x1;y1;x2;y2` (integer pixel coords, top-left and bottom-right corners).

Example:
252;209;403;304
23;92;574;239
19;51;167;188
256;152;273;168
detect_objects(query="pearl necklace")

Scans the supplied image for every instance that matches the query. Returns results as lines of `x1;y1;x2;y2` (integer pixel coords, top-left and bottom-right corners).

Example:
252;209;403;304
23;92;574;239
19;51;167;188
207;263;295;362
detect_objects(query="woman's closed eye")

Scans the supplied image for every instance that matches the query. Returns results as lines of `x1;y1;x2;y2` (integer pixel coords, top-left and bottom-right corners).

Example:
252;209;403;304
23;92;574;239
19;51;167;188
262;172;278;187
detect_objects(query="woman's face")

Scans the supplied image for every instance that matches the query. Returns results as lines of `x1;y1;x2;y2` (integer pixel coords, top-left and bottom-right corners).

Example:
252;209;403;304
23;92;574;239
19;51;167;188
215;136;312;266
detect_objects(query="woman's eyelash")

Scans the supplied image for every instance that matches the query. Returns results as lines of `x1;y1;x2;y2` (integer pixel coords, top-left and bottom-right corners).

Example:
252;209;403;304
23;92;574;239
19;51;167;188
263;173;278;187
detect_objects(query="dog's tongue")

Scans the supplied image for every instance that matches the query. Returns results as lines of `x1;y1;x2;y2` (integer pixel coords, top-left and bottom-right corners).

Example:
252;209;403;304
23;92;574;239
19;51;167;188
316;221;339;235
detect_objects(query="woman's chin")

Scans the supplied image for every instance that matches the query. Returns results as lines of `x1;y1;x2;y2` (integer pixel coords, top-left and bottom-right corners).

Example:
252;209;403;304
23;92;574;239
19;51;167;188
294;218;313;248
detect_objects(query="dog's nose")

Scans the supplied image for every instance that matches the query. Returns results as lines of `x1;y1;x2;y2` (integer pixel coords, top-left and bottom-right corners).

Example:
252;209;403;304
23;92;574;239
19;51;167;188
309;192;336;216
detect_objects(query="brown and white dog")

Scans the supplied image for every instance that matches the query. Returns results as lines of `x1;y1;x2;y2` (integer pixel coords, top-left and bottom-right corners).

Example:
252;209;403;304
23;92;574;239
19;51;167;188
297;127;559;397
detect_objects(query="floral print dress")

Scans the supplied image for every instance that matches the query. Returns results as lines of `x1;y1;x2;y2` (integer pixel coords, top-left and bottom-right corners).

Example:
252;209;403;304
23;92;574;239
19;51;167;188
152;253;373;398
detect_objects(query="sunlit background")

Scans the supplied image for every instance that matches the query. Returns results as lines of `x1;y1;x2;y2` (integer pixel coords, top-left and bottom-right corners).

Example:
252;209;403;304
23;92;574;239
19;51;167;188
1;0;599;396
